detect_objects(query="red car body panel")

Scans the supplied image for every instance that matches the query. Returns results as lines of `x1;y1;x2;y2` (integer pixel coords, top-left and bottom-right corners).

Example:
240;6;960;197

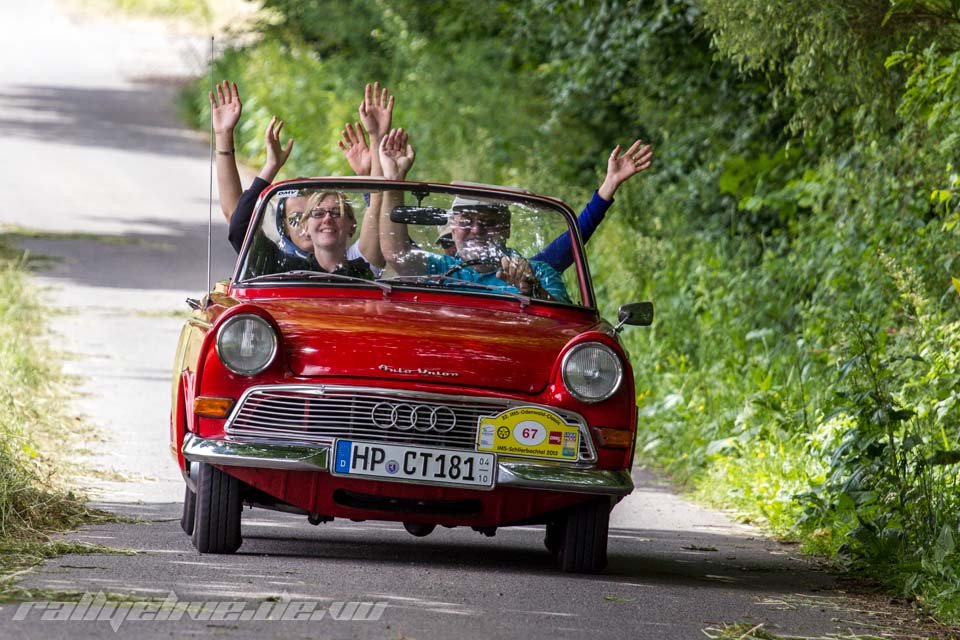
262;296;595;392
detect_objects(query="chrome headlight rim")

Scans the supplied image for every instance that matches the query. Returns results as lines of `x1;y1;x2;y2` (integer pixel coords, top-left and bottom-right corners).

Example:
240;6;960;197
561;342;624;404
215;313;278;376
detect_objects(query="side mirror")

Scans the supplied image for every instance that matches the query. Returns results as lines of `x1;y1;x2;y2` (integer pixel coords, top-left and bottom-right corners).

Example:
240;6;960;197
615;302;654;332
390;206;449;225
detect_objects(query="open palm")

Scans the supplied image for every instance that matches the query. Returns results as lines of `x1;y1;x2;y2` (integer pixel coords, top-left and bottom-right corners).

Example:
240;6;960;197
379;128;415;180
209;80;242;134
606;140;653;185
339;122;371;176
359;81;394;141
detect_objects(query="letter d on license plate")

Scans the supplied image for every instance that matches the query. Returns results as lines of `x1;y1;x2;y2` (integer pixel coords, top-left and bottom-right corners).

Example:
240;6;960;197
332;440;495;488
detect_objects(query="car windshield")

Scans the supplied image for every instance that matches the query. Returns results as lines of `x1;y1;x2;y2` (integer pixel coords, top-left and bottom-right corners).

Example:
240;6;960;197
236;182;587;307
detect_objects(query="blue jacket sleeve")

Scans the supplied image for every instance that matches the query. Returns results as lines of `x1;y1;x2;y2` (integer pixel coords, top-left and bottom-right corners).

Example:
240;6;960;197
228;177;271;254
532;191;612;272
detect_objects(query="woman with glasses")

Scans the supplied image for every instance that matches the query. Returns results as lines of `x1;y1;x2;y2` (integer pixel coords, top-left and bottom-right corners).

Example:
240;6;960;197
298;192;374;278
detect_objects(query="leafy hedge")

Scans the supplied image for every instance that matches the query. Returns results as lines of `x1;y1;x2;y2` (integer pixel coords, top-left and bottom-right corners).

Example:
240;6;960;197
184;0;960;620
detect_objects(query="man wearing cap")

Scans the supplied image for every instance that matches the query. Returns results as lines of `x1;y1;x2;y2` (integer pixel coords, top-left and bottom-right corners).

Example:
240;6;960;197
377;129;571;302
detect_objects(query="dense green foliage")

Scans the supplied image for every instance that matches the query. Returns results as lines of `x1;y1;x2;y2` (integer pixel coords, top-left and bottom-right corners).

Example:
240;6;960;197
186;0;960;619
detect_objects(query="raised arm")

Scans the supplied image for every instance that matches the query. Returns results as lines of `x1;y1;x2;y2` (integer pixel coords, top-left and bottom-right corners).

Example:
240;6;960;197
349;81;396;269
257;116;295;184
533;139;653;272
340;121;385;269
210;80;243;222
378;128;422;274
226;117;294;254
359;81;394;161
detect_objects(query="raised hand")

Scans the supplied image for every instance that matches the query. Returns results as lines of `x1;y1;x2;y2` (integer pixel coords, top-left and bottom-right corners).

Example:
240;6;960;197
359;81;395;143
209;80;242;135
379;127;415;181
259;116;295;182
338;122;371;176
598;140;653;201
210;80;243;220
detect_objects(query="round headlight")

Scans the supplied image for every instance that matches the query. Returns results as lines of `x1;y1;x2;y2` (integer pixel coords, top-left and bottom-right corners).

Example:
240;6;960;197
216;314;278;376
561;342;623;403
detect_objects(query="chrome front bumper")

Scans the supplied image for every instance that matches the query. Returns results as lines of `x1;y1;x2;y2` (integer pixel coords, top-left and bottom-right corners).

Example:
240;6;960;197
181;434;633;497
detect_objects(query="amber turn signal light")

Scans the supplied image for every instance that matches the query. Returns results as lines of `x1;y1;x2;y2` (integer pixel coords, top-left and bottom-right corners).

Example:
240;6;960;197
193;396;235;418
594;427;633;449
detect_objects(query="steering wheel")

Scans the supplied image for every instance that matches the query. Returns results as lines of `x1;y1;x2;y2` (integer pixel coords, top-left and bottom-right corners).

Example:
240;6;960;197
442;258;501;278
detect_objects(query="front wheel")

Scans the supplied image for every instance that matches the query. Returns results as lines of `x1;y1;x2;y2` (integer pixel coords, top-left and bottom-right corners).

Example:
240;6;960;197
191;463;243;554
556;498;610;573
180;483;196;535
544;520;562;557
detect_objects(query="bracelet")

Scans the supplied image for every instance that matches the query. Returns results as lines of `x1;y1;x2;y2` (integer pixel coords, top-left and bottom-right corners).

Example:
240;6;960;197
216;149;235;155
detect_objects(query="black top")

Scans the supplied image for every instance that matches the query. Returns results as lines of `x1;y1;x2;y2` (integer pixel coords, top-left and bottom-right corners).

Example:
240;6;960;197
228;177;271;254
306;256;374;280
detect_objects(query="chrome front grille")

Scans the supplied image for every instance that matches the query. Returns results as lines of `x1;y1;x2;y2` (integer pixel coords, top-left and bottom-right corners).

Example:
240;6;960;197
224;385;595;461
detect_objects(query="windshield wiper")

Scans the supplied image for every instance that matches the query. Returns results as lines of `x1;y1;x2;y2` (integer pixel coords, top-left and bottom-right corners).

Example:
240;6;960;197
240;270;392;294
378;274;530;306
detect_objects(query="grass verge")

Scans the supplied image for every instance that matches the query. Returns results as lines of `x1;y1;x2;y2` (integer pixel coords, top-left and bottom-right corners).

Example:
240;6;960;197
0;225;172;249
0;235;122;595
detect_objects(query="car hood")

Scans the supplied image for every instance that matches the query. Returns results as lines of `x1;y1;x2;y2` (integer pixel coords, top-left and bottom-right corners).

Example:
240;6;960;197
257;298;597;394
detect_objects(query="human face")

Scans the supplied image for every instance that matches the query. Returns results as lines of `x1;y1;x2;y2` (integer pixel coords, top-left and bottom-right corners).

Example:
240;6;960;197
305;194;355;255
450;208;509;268
283;196;314;252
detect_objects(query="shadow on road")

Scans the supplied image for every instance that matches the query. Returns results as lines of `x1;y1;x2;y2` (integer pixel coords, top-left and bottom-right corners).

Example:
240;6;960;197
5;500;920;640
14;219;238;291
79;500;832;599
238;526;831;595
0;82;203;157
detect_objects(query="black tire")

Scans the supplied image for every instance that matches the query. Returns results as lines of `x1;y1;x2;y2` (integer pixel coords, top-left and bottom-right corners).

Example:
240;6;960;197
180;483;196;536
557;498;610;573
403;522;436;537
544;520;562;557
191;463;243;554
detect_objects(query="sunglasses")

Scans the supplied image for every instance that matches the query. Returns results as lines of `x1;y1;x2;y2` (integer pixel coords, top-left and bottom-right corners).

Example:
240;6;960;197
285;212;304;227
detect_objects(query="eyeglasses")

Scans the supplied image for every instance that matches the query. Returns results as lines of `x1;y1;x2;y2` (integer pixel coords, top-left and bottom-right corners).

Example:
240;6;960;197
307;207;346;220
451;215;506;231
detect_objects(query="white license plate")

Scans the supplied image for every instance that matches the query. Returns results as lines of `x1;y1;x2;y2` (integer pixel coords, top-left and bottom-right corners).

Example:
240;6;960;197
331;440;496;488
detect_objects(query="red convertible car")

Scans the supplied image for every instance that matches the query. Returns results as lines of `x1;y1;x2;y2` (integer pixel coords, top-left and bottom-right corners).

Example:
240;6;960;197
170;178;652;573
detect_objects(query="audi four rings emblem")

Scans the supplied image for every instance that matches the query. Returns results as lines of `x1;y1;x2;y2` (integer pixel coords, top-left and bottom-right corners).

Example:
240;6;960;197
371;402;457;433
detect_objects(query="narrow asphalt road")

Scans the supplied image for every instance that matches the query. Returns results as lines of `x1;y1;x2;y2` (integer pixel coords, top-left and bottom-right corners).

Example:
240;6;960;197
0;2;934;639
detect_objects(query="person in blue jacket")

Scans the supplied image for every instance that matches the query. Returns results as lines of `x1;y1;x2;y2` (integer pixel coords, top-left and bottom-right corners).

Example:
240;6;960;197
533;139;652;273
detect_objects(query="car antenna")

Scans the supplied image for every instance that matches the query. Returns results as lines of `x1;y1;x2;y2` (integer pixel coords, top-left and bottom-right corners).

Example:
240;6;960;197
204;35;215;309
